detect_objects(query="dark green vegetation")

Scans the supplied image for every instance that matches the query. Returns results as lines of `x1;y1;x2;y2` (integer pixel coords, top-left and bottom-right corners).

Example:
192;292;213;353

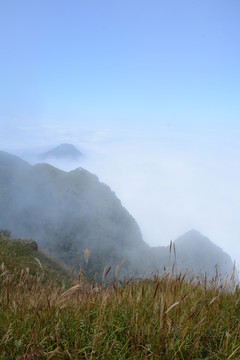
0;232;71;286
39;143;83;160
0;235;239;359
0;150;234;280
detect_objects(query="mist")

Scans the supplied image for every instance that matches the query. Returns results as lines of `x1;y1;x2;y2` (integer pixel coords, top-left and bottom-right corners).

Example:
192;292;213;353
3;122;239;269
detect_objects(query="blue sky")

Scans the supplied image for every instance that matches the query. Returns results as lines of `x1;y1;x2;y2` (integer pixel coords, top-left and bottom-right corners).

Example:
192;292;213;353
1;1;240;265
1;0;240;132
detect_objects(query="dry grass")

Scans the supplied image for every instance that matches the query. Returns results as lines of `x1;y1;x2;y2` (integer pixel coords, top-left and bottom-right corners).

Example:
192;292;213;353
0;257;240;360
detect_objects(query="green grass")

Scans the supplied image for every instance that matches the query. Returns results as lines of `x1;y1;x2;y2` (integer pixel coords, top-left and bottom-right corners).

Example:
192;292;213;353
0;237;240;359
0;236;71;286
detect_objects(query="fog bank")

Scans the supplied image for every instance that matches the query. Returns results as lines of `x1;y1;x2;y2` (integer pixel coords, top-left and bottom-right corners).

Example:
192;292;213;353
4;124;239;268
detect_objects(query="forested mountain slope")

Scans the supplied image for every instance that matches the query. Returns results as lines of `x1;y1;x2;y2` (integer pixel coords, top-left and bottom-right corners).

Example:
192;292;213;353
0;151;148;278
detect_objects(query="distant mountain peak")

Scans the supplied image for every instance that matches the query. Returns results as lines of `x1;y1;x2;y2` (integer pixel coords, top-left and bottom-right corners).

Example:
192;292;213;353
173;229;233;277
174;229;211;246
186;229;201;235
40;143;83;160
182;229;205;239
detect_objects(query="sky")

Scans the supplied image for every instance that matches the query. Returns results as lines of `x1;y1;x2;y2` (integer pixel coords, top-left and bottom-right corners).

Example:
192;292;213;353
0;1;240;265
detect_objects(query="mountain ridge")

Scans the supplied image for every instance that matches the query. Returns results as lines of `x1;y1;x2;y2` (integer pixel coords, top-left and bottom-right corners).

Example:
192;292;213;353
0;150;30;168
0;150;234;279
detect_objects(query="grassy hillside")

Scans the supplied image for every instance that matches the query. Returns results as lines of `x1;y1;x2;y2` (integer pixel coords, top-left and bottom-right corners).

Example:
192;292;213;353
0;233;71;286
0;257;239;359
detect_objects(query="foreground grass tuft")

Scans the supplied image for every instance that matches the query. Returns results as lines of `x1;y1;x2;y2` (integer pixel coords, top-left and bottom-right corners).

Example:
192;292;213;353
0;249;240;359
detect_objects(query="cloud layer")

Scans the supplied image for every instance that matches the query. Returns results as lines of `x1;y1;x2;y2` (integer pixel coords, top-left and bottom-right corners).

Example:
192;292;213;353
7;123;239;269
